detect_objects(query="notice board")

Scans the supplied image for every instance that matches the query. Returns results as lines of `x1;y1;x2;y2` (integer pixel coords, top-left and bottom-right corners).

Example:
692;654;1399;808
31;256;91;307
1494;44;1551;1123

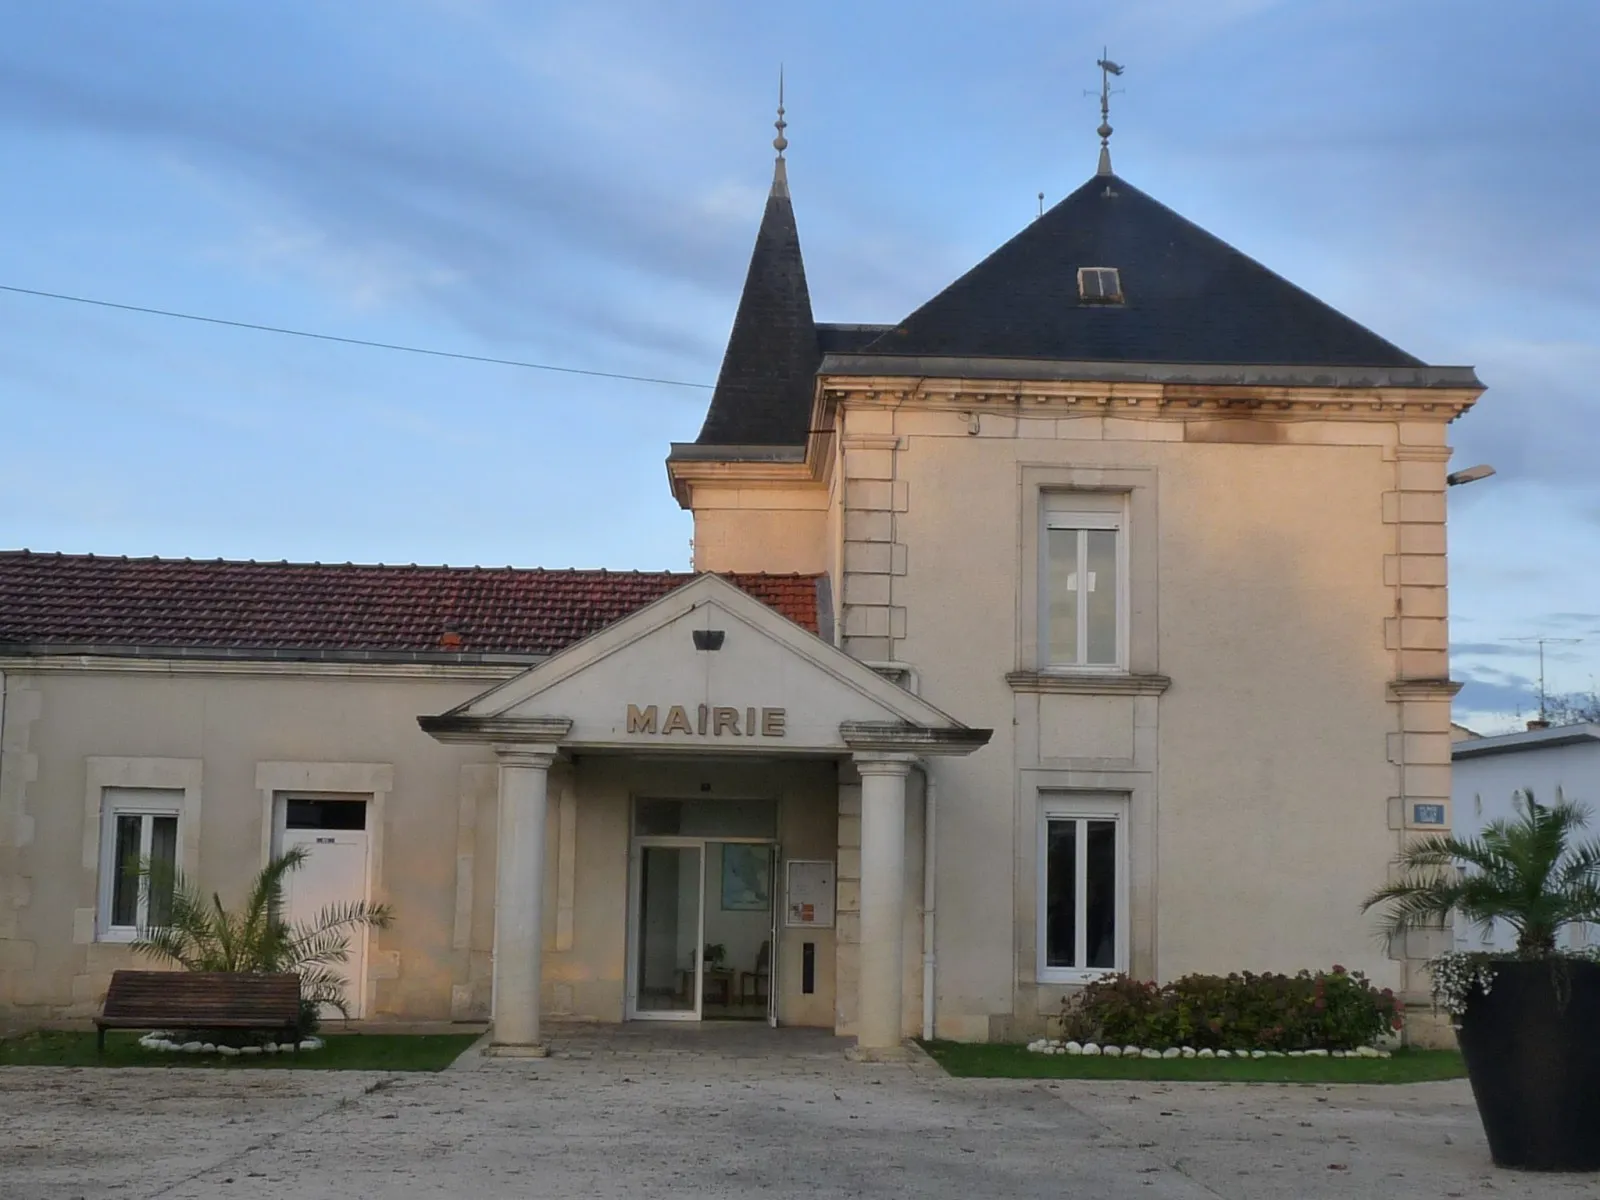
784;859;836;928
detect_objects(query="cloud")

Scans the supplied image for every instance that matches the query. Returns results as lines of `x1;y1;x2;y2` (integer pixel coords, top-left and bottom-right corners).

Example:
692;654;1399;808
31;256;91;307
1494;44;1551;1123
0;13;760;382
1451;642;1528;659
1455;675;1537;720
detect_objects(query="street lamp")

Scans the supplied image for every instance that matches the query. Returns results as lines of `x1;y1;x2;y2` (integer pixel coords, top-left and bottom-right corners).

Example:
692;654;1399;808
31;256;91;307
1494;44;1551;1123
1447;464;1496;487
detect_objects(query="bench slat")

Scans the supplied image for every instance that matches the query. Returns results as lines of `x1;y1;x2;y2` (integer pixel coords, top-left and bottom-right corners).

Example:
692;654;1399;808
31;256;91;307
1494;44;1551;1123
97;970;303;1046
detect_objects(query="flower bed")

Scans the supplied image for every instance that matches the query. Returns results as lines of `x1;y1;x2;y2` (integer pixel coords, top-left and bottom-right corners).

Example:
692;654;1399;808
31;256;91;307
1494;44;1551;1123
1057;967;1401;1053
137;1032;324;1057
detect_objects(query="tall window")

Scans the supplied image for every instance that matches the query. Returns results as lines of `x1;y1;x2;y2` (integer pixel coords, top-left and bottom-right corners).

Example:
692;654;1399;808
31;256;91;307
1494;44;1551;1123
98;789;182;938
1038;795;1126;981
1043;497;1125;669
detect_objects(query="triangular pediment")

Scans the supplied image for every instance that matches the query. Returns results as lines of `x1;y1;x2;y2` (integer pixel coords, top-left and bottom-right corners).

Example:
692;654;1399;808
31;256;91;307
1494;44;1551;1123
420;574;986;755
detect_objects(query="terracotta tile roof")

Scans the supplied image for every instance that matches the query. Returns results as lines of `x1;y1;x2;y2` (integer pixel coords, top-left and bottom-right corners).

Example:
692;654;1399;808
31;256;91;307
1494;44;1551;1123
0;551;822;658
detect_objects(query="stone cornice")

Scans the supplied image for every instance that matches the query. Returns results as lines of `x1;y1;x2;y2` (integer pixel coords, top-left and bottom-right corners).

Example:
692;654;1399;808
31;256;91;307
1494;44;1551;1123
664;447;829;510
1007;670;1173;696
838;721;992;756
818;355;1482;392
419;715;574;746
819;376;1481;423
1387;678;1464;701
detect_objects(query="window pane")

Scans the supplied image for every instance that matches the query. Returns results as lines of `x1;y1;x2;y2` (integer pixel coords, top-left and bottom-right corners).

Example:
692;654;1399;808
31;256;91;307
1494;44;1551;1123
286;799;367;830
147;817;178;926
1046;528;1080;664
1045;820;1078;968
111;815;142;927
1085;528;1118;665
635;799;682;836
1085;820;1118;969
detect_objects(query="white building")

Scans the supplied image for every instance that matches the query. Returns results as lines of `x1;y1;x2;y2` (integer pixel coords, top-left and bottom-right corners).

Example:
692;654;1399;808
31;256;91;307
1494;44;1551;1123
1452;724;1600;953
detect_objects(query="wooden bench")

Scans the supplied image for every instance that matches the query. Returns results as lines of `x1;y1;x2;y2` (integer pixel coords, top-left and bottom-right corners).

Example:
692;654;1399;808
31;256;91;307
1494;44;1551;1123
96;970;302;1054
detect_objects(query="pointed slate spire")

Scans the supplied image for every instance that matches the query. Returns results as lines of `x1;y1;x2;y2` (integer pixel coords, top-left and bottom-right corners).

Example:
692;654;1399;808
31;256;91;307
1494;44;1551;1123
694;76;819;447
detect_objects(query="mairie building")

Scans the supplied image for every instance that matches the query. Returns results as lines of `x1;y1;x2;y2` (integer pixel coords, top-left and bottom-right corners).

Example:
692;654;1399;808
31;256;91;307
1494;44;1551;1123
0;116;1482;1055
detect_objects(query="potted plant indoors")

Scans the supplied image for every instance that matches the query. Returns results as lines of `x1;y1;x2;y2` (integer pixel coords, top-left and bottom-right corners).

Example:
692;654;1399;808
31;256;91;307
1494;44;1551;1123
1363;790;1600;1171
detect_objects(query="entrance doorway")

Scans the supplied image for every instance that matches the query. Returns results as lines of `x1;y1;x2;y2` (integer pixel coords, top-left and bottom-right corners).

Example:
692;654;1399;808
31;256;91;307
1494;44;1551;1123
274;796;372;1019
627;798;778;1024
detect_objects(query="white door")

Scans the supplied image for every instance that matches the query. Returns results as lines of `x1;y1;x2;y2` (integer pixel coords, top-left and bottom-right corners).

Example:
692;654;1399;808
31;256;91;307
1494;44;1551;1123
282;829;370;1019
626;841;704;1021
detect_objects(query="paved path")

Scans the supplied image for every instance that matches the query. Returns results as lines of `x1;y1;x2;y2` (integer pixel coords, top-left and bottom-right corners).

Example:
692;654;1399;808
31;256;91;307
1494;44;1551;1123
2;1025;1595;1198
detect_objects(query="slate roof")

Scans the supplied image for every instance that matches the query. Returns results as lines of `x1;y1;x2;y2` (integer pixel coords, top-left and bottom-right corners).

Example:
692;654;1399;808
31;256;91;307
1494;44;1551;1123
817;324;893;354
858;172;1424;367
694;161;818;446
0;551;822;659
687;166;1467;453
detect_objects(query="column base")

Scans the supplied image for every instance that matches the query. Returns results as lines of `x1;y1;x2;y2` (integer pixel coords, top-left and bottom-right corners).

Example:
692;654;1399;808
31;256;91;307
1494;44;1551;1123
485;1041;550;1058
846;1042;910;1063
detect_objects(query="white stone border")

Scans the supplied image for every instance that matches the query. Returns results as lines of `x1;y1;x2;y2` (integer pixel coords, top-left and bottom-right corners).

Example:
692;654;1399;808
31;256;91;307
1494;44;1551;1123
1025;1039;1391;1059
137;1032;324;1057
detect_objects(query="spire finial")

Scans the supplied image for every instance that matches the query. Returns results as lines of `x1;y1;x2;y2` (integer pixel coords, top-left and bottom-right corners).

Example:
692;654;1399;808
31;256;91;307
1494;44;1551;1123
770;66;789;197
1093;49;1124;176
773;66;788;157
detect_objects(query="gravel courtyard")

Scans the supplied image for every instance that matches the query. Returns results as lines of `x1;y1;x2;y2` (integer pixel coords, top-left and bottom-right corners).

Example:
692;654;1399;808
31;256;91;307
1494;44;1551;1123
3;1025;1595;1199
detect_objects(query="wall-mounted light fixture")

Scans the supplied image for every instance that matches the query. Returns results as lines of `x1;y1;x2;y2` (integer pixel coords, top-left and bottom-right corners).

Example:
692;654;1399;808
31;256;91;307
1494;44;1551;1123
692;629;726;651
1447;464;1496;487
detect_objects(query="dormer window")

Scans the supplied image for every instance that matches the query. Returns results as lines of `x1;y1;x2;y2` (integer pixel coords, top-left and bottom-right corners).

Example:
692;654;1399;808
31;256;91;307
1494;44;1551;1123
1078;267;1123;304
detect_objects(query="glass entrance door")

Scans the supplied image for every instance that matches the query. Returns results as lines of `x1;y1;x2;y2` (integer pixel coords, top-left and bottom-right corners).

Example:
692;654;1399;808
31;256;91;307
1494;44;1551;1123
630;843;703;1020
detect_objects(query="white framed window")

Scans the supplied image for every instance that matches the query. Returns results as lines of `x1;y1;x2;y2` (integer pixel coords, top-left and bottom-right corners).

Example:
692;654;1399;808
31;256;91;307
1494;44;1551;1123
1042;495;1127;670
1077;266;1123;304
98;788;183;940
1037;794;1128;982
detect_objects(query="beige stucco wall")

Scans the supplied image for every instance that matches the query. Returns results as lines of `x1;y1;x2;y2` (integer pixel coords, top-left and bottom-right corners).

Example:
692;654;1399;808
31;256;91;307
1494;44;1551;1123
0;665;846;1028
688;484;830;575
0;665;509;1022
696;393;1464;1042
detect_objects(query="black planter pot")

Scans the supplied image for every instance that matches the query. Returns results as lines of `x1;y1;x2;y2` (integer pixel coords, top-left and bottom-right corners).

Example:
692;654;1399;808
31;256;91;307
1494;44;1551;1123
1454;957;1600;1171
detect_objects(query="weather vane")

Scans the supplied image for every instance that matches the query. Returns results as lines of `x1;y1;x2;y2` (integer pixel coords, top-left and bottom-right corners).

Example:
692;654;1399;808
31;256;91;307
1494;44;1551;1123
1086;49;1125;176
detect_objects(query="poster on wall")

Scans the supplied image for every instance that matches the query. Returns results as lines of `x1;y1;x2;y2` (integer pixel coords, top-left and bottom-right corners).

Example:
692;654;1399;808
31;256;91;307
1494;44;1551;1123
720;844;772;911
785;859;835;928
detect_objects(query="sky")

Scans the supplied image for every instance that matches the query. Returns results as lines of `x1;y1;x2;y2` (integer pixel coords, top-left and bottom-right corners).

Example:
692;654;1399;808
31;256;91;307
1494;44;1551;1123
1;1;1596;733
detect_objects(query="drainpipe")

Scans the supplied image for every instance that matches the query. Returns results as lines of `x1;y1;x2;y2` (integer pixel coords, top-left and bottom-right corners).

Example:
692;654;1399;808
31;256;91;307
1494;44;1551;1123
919;761;937;1042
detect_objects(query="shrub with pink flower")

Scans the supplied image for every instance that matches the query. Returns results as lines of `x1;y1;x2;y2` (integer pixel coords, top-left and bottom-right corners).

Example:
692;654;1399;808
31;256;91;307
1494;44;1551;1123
1059;967;1399;1052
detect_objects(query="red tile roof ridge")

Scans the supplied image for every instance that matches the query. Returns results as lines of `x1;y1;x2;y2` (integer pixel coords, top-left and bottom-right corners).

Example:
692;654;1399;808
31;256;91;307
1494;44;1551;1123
0;550;824;653
1;549;820;579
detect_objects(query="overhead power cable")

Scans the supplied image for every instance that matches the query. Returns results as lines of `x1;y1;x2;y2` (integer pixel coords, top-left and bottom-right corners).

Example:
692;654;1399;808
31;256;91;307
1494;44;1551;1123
0;282;713;390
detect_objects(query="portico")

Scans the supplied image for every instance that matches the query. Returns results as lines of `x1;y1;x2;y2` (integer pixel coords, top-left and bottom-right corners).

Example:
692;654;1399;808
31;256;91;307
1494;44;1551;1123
419;574;989;1056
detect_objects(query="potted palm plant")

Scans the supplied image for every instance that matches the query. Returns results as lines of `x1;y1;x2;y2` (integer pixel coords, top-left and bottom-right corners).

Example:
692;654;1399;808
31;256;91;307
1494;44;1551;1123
135;845;393;1037
1363;790;1600;1171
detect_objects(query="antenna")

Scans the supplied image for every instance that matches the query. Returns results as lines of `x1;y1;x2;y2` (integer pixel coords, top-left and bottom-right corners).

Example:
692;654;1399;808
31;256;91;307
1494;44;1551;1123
1038;191;1045;218
1509;636;1584;722
1084;48;1125;176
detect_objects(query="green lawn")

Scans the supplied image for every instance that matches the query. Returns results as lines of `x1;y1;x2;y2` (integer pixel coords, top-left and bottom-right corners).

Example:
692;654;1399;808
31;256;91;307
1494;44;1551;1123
0;1030;480;1071
921;1041;1465;1084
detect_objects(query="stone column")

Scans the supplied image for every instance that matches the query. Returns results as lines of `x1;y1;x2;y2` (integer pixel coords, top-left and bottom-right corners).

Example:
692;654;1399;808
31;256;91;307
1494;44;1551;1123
854;754;913;1056
489;748;556;1056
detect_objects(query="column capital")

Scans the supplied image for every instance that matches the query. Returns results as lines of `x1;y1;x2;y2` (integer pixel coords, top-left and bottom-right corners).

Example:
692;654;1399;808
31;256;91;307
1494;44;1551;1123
852;753;917;778
493;746;560;770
